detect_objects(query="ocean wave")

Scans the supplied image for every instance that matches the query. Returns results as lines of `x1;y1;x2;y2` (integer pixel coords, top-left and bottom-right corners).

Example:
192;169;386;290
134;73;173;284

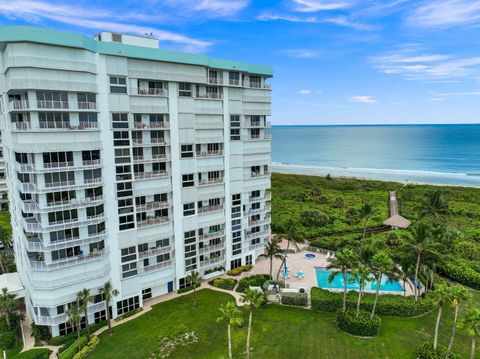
271;162;480;187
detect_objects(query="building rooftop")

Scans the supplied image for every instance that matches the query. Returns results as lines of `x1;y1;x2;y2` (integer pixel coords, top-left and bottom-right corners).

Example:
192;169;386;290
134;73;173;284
0;26;273;76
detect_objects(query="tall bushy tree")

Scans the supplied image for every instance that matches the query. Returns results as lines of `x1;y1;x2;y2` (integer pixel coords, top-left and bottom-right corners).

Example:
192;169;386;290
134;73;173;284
99;281;119;336
241;289;265;359
217;302;242;359
327;248;358;312
0;287;16;328
66;302;82;352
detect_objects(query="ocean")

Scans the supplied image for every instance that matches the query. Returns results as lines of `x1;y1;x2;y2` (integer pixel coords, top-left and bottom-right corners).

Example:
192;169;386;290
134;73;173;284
271;124;480;187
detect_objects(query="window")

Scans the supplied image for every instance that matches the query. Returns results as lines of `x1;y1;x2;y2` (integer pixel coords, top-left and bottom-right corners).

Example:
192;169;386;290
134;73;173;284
113;131;130;147
116;296;140;315
179;83;192;97
184;230;196;244
250;75;261;88
157;253;170;263
50;228;79;243
121;262;137;279
112;33;122;43
185;257;197;272
181;145;193;158
230;258;242;269
245;255;253;266
112;113;129;128
138;243;148;253
142;288;152;300
110;76;127;94
121;246;136;263
48;209;78;225
229;72;240;85
94;310;106;324
232;194;241;206
51;246;81;261
183;202;195;216
156;238;169;248
230;115;241;141
182;174;194;187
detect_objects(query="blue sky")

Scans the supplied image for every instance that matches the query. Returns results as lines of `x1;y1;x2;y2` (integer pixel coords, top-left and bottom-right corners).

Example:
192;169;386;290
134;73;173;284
1;0;480;125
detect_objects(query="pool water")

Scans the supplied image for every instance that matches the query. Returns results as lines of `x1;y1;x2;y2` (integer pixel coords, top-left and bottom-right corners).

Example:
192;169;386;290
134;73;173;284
315;267;404;292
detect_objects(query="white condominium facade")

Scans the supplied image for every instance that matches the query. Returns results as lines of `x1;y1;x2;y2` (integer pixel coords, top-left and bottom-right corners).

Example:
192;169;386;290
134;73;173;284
0;27;272;336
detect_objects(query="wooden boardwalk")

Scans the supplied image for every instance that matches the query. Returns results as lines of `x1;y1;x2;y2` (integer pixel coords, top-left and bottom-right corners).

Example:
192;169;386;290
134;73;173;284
384;190;411;229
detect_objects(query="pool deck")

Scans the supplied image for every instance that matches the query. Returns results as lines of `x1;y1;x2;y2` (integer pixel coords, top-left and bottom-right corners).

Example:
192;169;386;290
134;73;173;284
250;249;415;296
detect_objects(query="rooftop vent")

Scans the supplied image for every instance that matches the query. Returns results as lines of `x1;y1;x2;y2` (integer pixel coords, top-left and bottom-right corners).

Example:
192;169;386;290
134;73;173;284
95;32;159;49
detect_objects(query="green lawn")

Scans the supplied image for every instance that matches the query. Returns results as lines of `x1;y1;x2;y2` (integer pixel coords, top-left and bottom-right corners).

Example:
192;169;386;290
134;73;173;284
89;289;479;359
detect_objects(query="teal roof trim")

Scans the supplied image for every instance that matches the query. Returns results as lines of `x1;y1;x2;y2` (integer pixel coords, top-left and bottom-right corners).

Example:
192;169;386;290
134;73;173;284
0;26;273;76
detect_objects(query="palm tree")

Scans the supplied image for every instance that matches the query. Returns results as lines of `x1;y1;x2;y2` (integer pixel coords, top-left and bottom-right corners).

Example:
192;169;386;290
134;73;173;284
241;289;265;359
99;281;119;336
432;284;452;350
258;238;283;278
66;302;82;352
461;308;480;359
406;222;438;301
0;287;16;327
186;271;201;308
446;285;472;356
327;248;358;312
217;302;243;359
275;219;300;280
420;189;449;220
76;288;93;336
0;230;12;274
358;203;374;257
370;251;395;319
351;262;373;318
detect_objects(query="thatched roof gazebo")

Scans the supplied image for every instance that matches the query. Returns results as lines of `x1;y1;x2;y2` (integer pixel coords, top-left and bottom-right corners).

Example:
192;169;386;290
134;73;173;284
383;214;411;229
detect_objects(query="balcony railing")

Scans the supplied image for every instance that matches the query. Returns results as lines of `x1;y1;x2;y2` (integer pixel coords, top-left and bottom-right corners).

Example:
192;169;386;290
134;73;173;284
198;177;224;187
248;217;271;227
76;102;98;110
31;301;106;326
248;205;271;216
198;204;224;214
135;170;169;180
208;77;223;85
131;87;168;97
136;201;169;212
200;255;225;268
196;92;223;99
229;79;240;86
198;229;225;241
132;138;169;146
196;150;223;157
244;229;270;240
25;231;108;251
137;216;170;228
37;100;69;109
138;245;172;260
22;195;104;212
8;100;30;110
199;243;225;254
22;214;105;233
28;249;108;271
29;264;110;290
133;121;169;129
36;121;99;131
251;171;271;178
141;259;173;273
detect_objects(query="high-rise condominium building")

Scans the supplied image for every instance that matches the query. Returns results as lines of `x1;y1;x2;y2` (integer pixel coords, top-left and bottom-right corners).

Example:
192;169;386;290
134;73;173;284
0;27;272;336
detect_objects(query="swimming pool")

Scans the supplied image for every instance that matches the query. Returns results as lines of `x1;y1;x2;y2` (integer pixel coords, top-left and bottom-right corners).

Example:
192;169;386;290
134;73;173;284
315;267;404;292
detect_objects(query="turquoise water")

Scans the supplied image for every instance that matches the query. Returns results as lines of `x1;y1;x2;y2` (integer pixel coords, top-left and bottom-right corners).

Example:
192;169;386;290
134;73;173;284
271;124;480;187
315;267;404;292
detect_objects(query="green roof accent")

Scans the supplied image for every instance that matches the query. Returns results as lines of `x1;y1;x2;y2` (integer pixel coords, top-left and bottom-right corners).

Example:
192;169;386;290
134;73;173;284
0;26;273;76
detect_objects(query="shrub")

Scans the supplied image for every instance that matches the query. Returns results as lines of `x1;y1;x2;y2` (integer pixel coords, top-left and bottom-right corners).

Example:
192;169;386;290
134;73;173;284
0;315;20;350
49;321;106;347
310;287;433;317
281;292;308;307
333;197;345;208
72;336;100;359
226;265;252;276
336;309;381;337
417;342;460;359
58;335;89;359
177;282;201;294
114;307;143;322
236;274;271;293
0;329;16;349
11;348;51;359
439;257;480;290
208;278;237;290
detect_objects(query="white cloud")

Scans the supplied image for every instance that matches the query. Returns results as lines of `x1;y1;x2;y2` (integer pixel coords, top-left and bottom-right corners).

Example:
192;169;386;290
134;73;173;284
292;0;355;12
348;95;377;103
406;0;480;28
0;0;212;52
281;49;321;58
299;89;312;95
165;0;249;17
371;46;480;81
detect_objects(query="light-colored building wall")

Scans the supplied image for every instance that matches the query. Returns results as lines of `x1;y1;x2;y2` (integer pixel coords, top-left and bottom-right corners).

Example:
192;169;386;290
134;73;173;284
0;26;272;337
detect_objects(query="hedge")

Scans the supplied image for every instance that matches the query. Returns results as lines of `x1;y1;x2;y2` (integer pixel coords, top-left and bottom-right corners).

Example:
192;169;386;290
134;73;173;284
311;287;433;317
114;307;143;322
281;292;308;307
227;265;252;276
177;282;201;294
72;336;100;359
58;335;89;359
236;274;271;293
336;310;381;337
439;257;480;290
49;321;107;346
208;278;237;290
417;342;460;359
11;348;51;359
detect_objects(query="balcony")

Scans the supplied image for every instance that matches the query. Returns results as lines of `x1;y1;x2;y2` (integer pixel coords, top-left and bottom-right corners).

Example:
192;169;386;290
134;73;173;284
137;216;170;228
200;255;225;268
135;170;169;180
198;204;224;214
22;195;104;212
198;229;225;241
196;150;223;158
138;245;172;260
30;302;106;326
251;171;271;179
132;138;170;147
229;79;240;86
25;231;108;251
12;121;99;132
199;243;225;254
130;87;168;97
208;77;223;85
29;264;110;290
133;154;169;164
243;134;271;141
244;229;270;240
249;205;271;216
8;100;30;111
198;177;224;187
17;177;103;193
244;121;271;128
195;92;223;100
76;101;98;110
248;217;271;227
141;259;173;274
37;100;69;109
28;248;108;271
249;192;271;203
22;214;105;233
136;201;169;212
133;121;169;130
